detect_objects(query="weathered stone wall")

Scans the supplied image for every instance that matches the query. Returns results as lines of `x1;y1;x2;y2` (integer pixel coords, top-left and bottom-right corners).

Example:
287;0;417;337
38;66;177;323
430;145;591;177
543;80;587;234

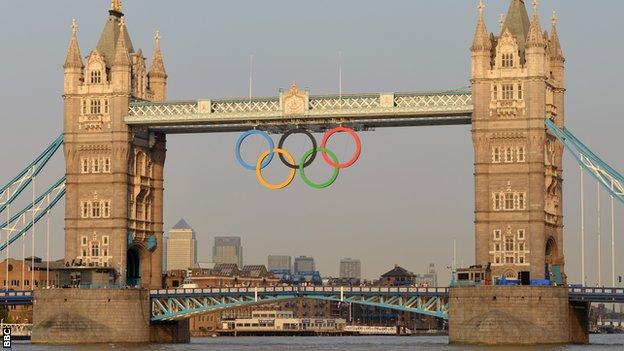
32;289;189;344
32;289;151;344
449;286;587;345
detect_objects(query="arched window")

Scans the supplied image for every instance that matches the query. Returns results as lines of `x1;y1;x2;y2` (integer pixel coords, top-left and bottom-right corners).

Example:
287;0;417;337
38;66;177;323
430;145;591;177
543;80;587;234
90;70;102;84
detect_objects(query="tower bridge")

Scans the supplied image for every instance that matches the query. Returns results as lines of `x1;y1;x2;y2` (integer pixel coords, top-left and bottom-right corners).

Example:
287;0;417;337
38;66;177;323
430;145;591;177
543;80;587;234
0;0;623;345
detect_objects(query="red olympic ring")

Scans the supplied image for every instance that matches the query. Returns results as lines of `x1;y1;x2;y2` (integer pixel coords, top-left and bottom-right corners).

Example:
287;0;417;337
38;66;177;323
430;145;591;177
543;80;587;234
320;127;362;169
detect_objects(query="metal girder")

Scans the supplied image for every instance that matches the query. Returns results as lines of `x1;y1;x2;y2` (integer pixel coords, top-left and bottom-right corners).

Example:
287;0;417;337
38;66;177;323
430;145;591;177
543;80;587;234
149;286;450;321
0;178;66;252
545;119;624;204
125;91;473;133
0;135;63;214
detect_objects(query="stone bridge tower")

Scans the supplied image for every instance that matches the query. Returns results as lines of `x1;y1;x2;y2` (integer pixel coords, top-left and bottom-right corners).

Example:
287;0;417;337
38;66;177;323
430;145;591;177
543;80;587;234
62;1;167;288
471;0;565;280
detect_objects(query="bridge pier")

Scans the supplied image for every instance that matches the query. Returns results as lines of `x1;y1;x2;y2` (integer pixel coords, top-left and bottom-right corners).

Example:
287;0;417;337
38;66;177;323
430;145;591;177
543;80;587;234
31;289;189;344
449;286;588;345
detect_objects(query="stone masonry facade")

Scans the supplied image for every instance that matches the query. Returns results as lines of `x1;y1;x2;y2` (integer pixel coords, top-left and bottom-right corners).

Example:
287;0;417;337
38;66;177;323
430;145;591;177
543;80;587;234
471;0;565;280
63;3;167;288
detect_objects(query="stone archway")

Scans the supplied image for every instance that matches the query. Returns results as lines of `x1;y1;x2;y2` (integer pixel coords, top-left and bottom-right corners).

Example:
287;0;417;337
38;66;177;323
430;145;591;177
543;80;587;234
545;236;558;264
127;247;141;287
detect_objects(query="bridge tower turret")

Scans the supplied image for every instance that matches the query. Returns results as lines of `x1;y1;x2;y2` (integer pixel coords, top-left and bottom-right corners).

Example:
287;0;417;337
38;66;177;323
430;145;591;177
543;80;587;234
471;0;565;281
62;1;167;289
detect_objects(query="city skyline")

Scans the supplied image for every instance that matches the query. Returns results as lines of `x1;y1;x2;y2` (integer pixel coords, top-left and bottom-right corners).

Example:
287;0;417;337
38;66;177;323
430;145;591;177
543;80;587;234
0;0;622;283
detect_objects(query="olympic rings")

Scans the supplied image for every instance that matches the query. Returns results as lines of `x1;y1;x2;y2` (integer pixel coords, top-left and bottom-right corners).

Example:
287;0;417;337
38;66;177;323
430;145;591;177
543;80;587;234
255;148;296;190
299;147;340;189
235;130;275;171
235;127;361;189
320;127;362;169
278;128;317;169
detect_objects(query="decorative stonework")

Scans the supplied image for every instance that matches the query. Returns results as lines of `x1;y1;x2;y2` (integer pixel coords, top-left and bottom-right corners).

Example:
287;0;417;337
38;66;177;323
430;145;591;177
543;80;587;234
281;82;308;116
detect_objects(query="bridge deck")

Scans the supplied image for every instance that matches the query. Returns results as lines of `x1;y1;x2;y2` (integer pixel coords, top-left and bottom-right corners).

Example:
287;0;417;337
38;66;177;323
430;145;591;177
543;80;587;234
125;90;473;133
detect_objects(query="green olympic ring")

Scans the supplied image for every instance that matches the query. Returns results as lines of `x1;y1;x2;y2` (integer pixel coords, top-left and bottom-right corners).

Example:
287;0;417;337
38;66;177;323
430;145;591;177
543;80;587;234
299;147;340;189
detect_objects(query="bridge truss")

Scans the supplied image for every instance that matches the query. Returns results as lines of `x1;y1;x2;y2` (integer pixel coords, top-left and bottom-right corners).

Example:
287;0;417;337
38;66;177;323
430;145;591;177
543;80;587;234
149;286;450;322
125;90;473;134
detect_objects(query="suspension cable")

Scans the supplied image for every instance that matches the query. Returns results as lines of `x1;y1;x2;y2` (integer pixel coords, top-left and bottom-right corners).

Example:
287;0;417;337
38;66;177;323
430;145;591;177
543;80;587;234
46;209;50;288
5;188;9;290
31;176;35;288
597;182;602;287
580;166;585;286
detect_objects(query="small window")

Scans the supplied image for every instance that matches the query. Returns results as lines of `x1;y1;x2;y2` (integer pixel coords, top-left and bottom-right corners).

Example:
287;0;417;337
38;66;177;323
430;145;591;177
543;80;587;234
82;100;87;115
504;193;515;210
103;202;110;218
81;236;88;246
90;99;101;114
103;157;111;173
103;99;109;114
82;249;87;257
91;242;100;257
518;242;525;251
505;256;514;264
493;229;502;240
90;70;102;84
518;193;526;210
103;248;108;257
517;147;526;162
505;237;514;251
502;53;514;68
519;255;525;264
81;158;89;173
517;229;525;240
103;235;109;245
493;147;501;163
494;193;503;211
517;84;523;99
91;201;101;218
502;84;514;100
505;147;514;163
92;158;100;173
494;243;501;252
492;85;498;100
81;202;89;218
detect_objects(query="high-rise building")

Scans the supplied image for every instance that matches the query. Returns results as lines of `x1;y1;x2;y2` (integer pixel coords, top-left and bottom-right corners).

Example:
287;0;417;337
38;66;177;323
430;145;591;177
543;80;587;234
166;219;197;271
213;237;243;268
268;255;291;272
339;258;361;279
294;256;315;273
414;263;437;287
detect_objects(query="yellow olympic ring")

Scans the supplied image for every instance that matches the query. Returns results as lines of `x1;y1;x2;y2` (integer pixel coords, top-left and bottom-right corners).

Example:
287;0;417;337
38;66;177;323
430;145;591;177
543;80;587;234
255;148;296;190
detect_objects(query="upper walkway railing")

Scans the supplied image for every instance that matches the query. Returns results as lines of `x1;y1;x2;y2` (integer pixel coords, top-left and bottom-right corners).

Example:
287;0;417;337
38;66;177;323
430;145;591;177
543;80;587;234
125;89;473;133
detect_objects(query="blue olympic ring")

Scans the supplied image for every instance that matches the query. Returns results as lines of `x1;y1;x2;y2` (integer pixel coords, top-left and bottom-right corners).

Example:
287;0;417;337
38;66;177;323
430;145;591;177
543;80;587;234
235;130;275;171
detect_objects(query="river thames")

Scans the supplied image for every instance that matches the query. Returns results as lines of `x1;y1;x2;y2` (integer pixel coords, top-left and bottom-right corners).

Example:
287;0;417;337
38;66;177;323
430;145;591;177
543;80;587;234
11;335;624;350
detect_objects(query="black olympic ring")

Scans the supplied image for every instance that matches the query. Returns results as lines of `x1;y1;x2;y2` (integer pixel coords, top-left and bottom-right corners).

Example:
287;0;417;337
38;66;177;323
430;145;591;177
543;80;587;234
277;128;317;169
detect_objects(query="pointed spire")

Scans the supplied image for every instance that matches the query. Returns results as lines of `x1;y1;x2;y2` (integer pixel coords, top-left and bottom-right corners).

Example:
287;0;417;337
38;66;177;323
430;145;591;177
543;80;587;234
499;14;506;32
526;0;546;48
471;0;491;52
113;18;131;66
501;0;531;53
550;10;564;59
149;30;167;78
64;19;83;69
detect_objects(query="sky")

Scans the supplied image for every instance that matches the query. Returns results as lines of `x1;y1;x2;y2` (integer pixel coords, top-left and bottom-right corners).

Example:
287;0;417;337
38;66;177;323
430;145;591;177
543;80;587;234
0;0;623;283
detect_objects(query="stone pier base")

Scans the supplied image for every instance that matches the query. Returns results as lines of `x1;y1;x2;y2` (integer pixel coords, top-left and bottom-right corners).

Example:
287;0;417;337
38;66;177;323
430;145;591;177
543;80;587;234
31;289;190;344
449;286;589;345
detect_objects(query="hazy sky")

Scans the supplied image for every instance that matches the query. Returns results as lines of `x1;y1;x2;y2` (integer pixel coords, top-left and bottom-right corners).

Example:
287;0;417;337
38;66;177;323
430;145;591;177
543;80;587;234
0;1;622;283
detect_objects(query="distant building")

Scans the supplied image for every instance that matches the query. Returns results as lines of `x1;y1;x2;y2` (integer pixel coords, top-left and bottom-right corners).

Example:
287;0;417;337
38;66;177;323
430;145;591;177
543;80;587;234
379;265;415;286
213;236;243;268
294;256;315;273
166;219;197;271
339;258;361;279
414;263;438;287
268;255;291;272
164;263;279;288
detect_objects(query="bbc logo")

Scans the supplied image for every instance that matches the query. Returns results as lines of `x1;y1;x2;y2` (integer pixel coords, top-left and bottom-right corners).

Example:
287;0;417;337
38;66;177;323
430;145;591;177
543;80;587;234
2;327;10;349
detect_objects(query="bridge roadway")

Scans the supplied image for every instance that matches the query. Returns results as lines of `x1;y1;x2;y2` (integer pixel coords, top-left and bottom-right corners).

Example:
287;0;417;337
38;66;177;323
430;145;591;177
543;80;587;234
3;286;623;322
124;89;473;133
